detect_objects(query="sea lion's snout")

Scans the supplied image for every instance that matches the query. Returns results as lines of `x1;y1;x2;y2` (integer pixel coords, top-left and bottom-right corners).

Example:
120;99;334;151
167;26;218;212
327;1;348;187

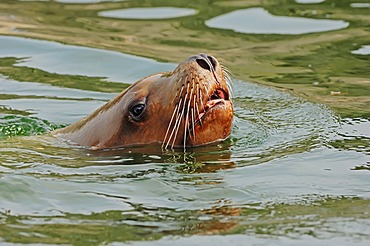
162;53;234;149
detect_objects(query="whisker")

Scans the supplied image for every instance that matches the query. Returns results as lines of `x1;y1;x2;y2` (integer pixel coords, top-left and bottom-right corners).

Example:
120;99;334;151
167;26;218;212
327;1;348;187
171;97;185;149
183;79;196;150
170;77;189;149
198;81;206;113
221;63;234;77
163;84;185;149
192;97;196;139
225;78;234;99
182;82;191;151
164;98;182;150
183;118;188;151
194;79;204;126
221;64;234;99
195;101;202;126
162;103;179;149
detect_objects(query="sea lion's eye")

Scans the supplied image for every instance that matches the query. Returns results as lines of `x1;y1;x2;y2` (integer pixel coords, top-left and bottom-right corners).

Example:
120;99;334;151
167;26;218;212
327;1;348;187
130;103;146;120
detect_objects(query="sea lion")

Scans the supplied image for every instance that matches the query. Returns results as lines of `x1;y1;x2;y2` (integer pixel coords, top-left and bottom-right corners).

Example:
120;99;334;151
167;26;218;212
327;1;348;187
53;54;233;150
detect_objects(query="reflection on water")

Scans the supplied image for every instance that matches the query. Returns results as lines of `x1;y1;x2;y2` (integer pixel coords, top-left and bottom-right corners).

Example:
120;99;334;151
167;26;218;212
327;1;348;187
330;118;370;155
20;0;125;3
350;3;370;8
99;7;197;20
352;45;370;55
0;36;175;83
231;80;338;163
296;0;325;3
0;76;112;124
206;7;349;35
59;0;124;3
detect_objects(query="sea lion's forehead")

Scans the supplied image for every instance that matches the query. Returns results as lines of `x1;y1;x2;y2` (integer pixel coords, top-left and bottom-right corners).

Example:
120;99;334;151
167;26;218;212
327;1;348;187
125;54;224;96
123;73;177;102
129;73;170;90
124;53;226;98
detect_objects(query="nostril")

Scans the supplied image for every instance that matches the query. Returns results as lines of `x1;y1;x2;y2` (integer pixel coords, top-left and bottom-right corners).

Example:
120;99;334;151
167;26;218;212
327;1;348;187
207;56;217;70
196;58;211;71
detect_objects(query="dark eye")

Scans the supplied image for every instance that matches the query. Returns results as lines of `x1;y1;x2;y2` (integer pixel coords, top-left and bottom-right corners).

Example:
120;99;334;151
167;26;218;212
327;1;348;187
130;103;145;119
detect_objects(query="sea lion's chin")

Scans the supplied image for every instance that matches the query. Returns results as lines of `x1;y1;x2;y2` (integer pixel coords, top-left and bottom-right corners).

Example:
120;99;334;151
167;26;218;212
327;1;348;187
187;99;233;147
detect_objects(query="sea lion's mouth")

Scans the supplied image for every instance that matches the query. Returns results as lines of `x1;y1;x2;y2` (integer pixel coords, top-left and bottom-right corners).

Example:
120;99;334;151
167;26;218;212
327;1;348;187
194;88;230;125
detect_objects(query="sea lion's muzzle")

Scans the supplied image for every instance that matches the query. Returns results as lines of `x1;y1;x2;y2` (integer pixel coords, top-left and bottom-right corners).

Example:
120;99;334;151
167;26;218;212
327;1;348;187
163;54;233;149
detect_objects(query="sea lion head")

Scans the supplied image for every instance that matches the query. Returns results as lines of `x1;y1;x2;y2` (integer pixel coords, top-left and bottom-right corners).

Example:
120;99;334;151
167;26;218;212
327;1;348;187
55;54;233;150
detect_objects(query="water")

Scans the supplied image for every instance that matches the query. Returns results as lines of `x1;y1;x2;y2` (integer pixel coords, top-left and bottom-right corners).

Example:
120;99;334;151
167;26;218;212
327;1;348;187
1;0;370;245
350;3;370;8
0;36;175;83
1;39;369;244
352;45;370;55
296;0;326;3
206;8;349;35
99;7;197;20
59;0;124;3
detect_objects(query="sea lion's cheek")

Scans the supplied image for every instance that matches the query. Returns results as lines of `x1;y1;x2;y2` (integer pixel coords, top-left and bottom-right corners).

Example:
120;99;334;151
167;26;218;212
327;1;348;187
190;103;233;146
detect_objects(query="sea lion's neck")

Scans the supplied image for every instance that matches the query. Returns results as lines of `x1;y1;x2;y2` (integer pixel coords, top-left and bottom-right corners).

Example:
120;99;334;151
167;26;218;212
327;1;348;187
54;91;127;148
